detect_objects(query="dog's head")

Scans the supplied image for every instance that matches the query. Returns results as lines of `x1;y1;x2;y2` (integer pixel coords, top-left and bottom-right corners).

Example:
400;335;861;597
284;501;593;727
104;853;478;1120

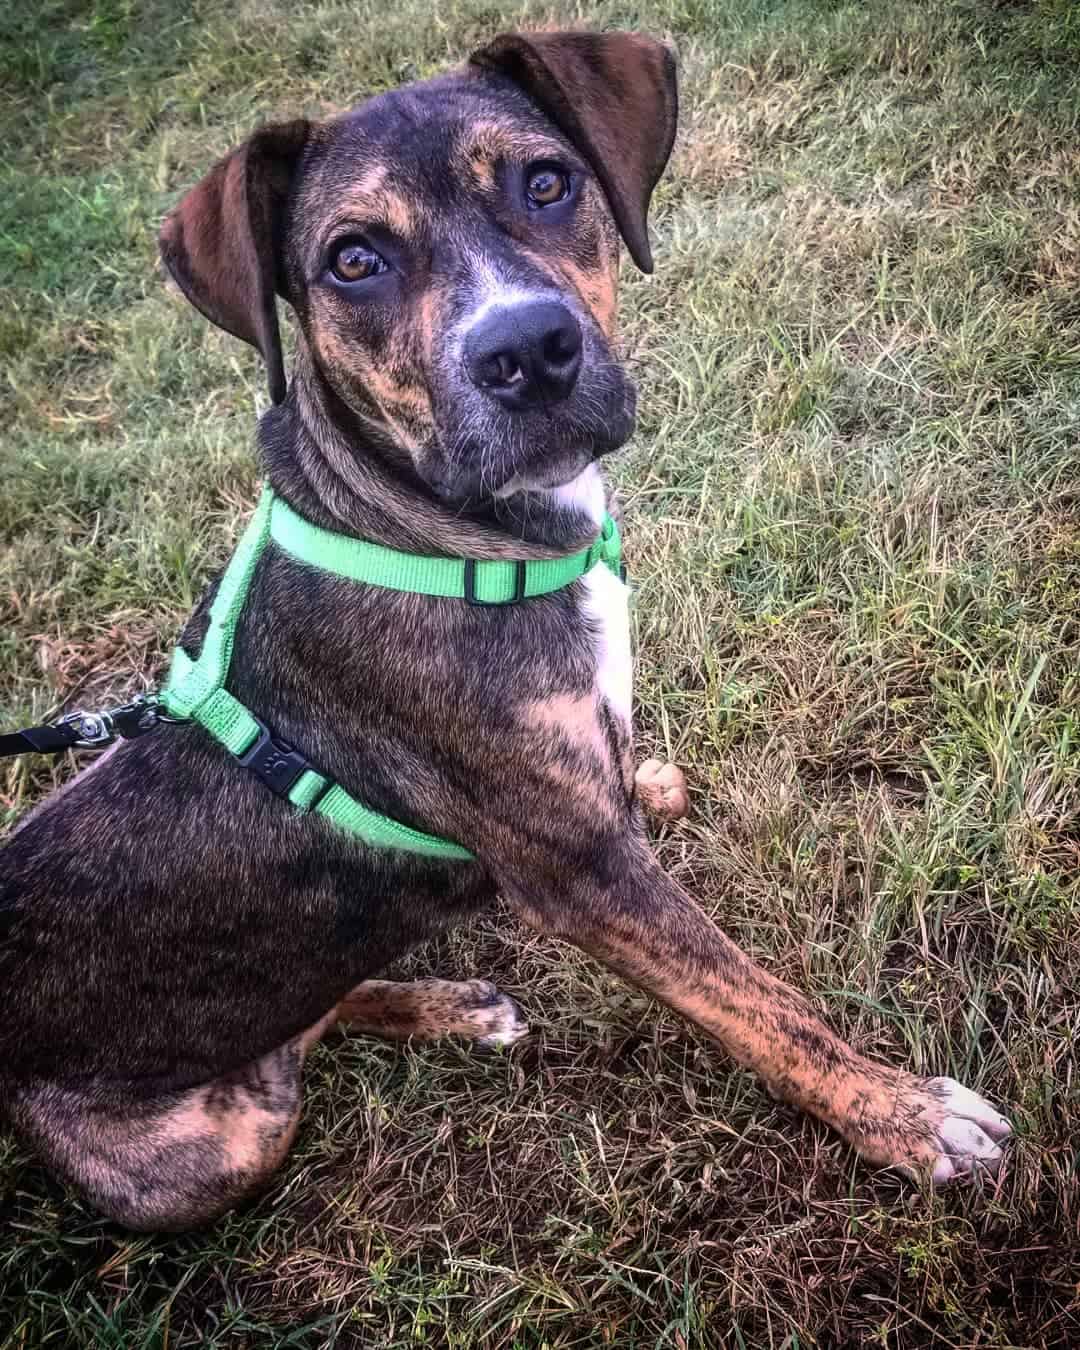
160;32;677;505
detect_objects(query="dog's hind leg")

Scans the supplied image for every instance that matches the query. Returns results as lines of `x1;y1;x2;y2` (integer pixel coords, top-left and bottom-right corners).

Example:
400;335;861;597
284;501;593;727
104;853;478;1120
13;980;528;1230
335;978;528;1049
12;1011;336;1232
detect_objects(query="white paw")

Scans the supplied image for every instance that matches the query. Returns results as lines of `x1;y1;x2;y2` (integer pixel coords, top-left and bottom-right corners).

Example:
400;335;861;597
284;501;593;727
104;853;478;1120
472;987;530;1050
634;758;689;821
924;1077;1012;1184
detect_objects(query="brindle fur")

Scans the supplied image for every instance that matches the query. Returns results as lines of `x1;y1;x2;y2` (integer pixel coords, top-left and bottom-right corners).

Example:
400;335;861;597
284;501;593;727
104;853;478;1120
337;979;528;1044
0;31;1008;1232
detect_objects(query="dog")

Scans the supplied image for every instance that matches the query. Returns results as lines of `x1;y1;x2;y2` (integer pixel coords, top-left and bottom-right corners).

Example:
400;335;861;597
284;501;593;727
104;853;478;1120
0;31;1010;1231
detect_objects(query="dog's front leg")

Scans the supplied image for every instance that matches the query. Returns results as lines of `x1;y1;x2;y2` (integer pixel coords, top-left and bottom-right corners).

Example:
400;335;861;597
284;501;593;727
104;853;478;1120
500;837;1010;1182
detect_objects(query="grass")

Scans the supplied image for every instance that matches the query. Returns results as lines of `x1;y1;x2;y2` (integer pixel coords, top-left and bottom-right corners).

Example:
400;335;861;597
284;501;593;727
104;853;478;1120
2;0;1080;1344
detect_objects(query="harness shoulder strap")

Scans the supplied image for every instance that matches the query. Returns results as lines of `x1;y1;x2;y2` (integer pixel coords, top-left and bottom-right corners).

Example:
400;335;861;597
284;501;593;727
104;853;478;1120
159;486;274;723
158;490;476;860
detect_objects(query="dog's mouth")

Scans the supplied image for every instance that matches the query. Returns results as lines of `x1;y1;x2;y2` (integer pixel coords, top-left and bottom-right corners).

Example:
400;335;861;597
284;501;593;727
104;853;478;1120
493;452;602;498
429;367;636;506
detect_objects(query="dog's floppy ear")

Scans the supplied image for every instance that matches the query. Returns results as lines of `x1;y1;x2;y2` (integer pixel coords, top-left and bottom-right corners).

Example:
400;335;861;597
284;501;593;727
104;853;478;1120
159;120;310;404
470;31;677;273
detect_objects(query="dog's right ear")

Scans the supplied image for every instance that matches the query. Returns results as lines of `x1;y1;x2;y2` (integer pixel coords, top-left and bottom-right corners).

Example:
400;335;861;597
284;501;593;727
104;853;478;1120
159;120;310;405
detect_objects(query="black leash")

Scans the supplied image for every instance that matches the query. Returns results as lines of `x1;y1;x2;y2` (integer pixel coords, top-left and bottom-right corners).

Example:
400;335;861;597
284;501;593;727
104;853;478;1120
0;695;177;760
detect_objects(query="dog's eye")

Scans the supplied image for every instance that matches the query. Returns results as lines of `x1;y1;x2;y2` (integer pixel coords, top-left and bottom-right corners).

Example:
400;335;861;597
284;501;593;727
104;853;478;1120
525;163;571;209
330;241;385;283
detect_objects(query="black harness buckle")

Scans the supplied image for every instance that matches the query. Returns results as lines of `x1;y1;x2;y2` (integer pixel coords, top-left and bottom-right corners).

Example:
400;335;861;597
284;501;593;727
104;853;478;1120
464;558;527;606
235;716;314;798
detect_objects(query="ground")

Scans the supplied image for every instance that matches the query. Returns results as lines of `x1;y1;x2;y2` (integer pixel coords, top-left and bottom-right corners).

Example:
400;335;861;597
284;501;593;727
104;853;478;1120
1;0;1079;1346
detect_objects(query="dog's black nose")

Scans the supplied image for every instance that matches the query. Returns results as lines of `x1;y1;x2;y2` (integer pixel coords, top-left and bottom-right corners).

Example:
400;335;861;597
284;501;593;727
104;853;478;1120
464;301;583;409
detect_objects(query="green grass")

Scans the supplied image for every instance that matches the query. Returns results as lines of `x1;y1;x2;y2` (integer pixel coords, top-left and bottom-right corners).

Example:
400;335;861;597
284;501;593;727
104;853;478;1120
3;0;1080;1344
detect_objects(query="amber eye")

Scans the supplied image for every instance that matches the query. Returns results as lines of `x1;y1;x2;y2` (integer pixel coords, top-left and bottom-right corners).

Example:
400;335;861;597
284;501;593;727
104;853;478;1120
525;163;570;209
330;241;385;282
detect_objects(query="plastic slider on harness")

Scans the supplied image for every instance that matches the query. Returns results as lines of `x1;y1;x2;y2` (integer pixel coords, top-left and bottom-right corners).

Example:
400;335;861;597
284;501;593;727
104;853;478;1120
464;558;528;606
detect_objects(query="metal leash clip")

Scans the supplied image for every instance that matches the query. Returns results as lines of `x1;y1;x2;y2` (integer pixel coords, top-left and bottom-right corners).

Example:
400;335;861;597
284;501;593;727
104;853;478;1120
58;695;165;749
0;693;186;761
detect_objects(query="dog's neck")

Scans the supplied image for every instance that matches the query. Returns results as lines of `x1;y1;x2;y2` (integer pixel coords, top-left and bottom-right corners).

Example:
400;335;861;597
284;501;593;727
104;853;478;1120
258;355;608;562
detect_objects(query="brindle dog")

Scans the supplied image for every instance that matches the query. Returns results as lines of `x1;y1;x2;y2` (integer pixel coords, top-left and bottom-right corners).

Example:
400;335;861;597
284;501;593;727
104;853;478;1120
0;31;1010;1231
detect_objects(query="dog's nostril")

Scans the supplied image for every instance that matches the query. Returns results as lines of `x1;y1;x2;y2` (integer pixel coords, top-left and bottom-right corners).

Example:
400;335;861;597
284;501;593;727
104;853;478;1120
479;351;523;387
543;328;578;366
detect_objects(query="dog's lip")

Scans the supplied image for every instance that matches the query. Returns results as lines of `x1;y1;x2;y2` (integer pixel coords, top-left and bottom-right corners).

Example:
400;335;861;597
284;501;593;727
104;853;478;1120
494;456;594;497
443;413;635;501
427;445;595;504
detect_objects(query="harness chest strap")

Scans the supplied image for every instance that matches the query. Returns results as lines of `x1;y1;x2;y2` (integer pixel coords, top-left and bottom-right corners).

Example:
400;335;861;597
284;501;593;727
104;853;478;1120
159;486;623;861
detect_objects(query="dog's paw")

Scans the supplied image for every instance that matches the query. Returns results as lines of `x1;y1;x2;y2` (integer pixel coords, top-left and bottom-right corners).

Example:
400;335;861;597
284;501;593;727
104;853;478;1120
914;1077;1012;1183
859;1075;1011;1184
465;981;531;1050
634;758;689;821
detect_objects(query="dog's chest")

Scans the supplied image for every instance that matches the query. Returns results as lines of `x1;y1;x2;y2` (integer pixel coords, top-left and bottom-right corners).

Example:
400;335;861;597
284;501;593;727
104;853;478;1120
580;560;633;725
552;467;633;725
556;472;631;729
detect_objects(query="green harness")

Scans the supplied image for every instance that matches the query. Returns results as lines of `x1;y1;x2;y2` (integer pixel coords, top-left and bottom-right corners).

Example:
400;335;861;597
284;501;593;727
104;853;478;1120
159;486;623;862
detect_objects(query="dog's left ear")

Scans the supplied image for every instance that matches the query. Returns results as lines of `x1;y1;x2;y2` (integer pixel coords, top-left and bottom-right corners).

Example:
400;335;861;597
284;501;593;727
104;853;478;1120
159;120;311;404
470;31;677;273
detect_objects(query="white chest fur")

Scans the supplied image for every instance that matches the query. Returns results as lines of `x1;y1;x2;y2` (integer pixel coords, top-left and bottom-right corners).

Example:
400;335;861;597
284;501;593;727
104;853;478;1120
549;465;634;726
579;559;633;725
